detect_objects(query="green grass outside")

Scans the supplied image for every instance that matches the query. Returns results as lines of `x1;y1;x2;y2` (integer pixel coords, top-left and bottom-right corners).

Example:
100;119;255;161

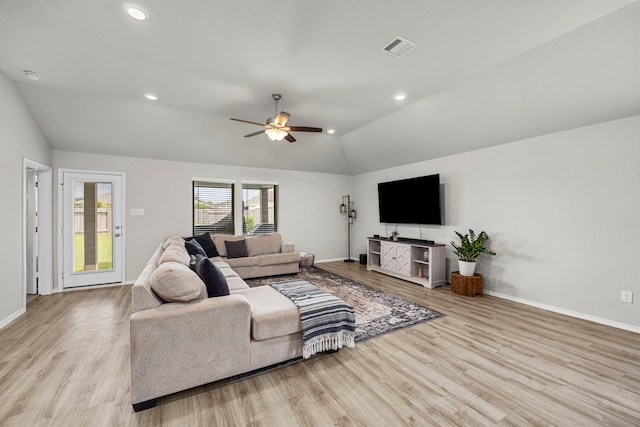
74;233;113;272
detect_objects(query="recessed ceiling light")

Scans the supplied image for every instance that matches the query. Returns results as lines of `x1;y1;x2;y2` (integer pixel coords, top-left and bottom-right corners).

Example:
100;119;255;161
327;129;336;134
394;93;407;101
144;93;158;101
23;70;41;81
124;4;149;21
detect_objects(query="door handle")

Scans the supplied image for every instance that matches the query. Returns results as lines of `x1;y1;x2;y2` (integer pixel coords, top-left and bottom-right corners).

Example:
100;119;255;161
115;233;121;237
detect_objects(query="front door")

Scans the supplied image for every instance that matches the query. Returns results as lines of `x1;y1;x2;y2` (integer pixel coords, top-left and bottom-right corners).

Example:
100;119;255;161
61;171;125;288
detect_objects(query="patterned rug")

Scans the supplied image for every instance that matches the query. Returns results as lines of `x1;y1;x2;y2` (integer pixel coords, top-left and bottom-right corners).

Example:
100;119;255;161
245;266;445;342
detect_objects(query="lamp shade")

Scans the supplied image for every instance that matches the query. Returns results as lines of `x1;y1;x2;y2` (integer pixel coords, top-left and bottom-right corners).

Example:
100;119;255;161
266;128;287;141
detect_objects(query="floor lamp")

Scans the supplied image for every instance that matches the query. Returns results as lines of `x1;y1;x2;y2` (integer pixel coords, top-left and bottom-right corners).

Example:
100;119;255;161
340;195;356;262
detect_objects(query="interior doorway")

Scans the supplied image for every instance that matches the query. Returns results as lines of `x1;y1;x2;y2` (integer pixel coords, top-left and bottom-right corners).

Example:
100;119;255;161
23;159;53;307
25;168;38;295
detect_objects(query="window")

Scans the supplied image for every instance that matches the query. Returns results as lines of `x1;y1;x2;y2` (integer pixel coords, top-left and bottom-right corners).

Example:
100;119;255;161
242;183;278;235
193;181;234;235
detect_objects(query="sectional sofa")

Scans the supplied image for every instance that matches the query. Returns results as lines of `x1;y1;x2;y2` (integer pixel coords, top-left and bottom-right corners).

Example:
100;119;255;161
129;233;304;411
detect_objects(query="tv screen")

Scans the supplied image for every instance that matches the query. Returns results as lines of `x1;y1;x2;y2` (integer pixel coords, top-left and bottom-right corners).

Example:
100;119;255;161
378;174;441;225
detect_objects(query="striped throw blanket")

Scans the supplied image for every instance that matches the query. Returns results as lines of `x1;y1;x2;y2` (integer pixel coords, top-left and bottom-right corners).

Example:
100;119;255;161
270;280;356;359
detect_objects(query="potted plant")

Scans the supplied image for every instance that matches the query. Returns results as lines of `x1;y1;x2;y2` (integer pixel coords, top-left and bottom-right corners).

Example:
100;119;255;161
450;229;496;276
390;230;399;241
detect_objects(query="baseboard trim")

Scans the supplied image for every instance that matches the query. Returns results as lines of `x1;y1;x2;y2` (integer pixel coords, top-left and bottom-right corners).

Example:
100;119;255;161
57;281;132;293
484;290;640;334
0;307;26;330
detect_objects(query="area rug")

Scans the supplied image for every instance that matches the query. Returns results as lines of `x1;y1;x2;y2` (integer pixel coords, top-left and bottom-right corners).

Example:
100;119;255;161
245;266;445;342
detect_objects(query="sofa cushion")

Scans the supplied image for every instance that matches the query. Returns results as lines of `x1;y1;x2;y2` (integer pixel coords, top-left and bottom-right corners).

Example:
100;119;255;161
162;235;185;249
150;262;205;302
214;234;245;257
184;239;207;257
225;256;258;269
258;252;300;266
218;266;240;278
227;276;251;291
195;255;230;298
246;233;282;257
208;256;228;267
233;287;301;340
226;239;249;258
159;243;190;266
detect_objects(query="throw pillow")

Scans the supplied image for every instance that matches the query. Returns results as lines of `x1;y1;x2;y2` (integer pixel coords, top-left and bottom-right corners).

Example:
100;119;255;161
150;262;205;302
159;243;190;266
225;239;248;258
184;238;207;256
195;254;230;297
193;233;219;258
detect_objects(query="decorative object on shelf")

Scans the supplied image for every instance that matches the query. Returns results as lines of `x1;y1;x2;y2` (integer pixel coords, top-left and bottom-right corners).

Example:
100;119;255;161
418;268;424;278
340;195;357;262
423;251;429;261
450;229;496;277
391;230;399;241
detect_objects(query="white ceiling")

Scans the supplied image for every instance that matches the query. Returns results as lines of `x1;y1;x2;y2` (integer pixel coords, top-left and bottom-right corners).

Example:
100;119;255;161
1;0;638;175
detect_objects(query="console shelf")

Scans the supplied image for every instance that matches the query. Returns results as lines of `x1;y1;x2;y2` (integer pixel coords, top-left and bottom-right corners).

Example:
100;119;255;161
366;238;446;289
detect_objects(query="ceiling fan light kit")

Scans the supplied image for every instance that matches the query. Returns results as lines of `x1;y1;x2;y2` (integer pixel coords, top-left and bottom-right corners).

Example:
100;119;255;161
230;94;322;143
265;128;288;142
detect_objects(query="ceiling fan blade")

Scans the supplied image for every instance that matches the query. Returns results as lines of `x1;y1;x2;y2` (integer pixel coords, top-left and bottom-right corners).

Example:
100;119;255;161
287;126;322;133
284;133;296;143
244;130;266;137
230;118;266;127
275;111;290;126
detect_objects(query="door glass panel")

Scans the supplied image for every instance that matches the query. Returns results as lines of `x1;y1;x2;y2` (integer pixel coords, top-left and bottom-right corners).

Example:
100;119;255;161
73;181;113;273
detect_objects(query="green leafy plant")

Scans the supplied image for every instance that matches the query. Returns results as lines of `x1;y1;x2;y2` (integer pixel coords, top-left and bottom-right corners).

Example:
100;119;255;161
390;230;399;239
450;229;496;262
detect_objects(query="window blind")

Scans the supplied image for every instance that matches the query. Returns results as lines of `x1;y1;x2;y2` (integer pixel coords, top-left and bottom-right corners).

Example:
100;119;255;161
192;181;235;235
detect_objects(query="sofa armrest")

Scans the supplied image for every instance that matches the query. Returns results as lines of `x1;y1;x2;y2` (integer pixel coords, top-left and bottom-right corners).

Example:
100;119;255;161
281;242;295;253
130;295;251;404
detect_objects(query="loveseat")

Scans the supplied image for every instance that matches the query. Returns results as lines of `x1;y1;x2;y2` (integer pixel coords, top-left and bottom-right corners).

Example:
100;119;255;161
211;233;300;279
130;234;304;411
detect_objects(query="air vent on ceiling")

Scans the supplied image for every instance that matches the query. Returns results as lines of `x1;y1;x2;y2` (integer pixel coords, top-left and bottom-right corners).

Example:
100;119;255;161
380;36;418;58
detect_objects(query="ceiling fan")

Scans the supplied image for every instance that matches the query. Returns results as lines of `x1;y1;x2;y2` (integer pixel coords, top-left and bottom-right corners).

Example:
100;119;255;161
230;94;322;142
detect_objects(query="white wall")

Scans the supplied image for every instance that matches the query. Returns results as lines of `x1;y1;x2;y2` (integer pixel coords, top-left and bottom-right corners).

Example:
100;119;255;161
51;151;351;285
0;71;51;327
353;116;640;330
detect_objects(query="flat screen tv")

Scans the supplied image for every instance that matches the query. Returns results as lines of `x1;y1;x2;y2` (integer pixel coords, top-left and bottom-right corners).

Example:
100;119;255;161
378;174;442;225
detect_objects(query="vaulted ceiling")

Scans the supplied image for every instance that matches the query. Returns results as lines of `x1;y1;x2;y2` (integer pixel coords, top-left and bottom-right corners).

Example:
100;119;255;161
1;0;638;175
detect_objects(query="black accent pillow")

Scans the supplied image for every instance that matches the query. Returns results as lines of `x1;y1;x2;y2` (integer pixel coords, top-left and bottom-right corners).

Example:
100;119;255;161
193;233;219;258
195;254;230;297
225;239;248;258
185;239;207;257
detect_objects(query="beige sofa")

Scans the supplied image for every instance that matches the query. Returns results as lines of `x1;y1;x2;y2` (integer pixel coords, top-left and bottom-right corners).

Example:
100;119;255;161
130;235;304;411
212;233;300;279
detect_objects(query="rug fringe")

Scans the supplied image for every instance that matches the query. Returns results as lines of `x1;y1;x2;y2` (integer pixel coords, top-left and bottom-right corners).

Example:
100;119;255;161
303;331;356;359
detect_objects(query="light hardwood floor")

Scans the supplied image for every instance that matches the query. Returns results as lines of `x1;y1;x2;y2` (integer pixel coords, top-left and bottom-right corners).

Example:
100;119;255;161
1;262;638;426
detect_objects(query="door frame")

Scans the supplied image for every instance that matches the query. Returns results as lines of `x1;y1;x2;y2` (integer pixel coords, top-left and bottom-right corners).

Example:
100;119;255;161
22;158;53;303
57;168;126;289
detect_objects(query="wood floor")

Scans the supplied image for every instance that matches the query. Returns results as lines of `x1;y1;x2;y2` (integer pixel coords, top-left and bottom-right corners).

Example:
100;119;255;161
1;262;638;426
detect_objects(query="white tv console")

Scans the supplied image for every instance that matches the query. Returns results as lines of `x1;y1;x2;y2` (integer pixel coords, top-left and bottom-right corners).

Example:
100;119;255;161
366;237;446;289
